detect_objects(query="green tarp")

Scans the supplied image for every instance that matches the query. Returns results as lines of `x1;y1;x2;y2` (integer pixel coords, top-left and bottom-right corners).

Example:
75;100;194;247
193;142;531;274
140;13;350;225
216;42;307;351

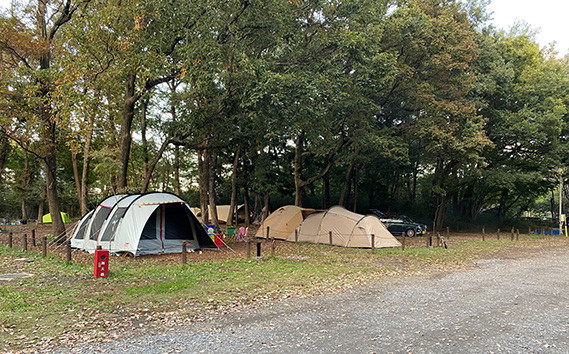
42;212;72;224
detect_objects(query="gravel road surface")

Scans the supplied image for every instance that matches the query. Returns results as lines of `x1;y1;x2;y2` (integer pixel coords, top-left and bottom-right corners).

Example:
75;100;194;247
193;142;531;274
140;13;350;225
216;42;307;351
61;252;569;353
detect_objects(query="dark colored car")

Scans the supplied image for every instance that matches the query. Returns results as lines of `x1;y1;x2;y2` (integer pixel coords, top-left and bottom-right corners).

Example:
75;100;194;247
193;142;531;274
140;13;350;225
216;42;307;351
369;209;427;237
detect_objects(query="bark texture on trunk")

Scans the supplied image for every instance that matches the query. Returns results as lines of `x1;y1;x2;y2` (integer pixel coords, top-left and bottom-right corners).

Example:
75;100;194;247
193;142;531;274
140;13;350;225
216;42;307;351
207;150;220;231
198;149;209;223
118;73;137;191
339;161;355;207
141;97;149;178
322;175;330;209
141;138;171;193
38;0;65;240
227;149;240;226
79;114;94;216
21;150;29;220
37;187;46;224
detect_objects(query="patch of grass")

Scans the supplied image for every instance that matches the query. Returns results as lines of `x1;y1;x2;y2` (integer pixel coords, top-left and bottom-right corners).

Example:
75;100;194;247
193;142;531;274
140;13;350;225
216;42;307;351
1;234;568;351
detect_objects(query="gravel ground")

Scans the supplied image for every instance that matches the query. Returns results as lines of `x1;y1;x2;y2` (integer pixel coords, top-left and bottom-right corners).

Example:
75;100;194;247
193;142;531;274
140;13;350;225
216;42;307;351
59;252;569;353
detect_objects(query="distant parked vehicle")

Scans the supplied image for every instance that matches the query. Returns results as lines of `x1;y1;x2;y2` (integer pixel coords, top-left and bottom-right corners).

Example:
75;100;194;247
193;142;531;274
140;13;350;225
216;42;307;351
369;209;427;237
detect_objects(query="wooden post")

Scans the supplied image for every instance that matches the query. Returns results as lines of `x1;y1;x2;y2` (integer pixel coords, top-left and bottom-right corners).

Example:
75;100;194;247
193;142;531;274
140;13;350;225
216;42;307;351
8;232;12;248
446;226;450;239
329;231;333;246
246;239;251;258
437;232;441;247
32;229;36;247
271;238;275;257
266;226;270;239
371;234;376;253
482;226;485;241
528;226;531;235
181;242;187;265
429;233;432;248
66;240;71;262
516;229;520;241
426;232;430;247
511;227;514;241
256;241;261;258
295;229;298;243
23;234;28;251
400;232;405;251
42;236;47;257
497;228;500;240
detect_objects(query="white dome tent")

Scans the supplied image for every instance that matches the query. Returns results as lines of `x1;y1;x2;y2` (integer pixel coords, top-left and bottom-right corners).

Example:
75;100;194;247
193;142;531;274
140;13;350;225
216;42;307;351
74;192;215;256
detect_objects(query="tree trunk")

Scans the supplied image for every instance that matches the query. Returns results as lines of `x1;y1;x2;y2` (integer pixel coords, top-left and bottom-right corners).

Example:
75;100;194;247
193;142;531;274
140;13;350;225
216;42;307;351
294;133;304;206
79;114;94;216
197;149;209;223
207;150;220;231
118;72;137;191
141;139;172;193
174;146;181;195
38;0;65;241
262;191;270;222
339;161;355;207
72;151;82;210
227;149;240;226
243;185;250;226
141;97;149;178
21;150;29;221
323;174;330;209
37;187;46;224
352;166;359;212
0;130;10;185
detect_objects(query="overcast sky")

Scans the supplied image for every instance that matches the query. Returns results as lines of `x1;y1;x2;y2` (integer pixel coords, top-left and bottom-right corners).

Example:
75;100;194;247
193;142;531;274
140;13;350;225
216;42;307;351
0;0;567;55
487;0;569;56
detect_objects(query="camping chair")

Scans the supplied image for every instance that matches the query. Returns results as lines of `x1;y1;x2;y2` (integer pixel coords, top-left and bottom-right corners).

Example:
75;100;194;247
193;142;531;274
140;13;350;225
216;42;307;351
225;226;236;243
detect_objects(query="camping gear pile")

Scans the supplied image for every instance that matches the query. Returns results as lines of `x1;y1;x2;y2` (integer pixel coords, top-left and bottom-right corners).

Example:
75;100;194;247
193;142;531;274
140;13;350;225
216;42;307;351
71;192;215;256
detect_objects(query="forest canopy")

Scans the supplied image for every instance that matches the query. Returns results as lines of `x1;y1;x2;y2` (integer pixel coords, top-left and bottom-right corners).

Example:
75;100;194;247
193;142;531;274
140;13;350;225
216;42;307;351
0;0;568;237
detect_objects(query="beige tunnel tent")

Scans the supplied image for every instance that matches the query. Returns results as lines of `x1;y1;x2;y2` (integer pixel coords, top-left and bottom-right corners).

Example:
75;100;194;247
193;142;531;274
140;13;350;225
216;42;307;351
255;205;318;239
287;206;401;248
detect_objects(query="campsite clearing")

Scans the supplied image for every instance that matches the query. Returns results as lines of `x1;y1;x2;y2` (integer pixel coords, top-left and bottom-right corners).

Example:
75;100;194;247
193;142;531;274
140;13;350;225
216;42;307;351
1;225;568;352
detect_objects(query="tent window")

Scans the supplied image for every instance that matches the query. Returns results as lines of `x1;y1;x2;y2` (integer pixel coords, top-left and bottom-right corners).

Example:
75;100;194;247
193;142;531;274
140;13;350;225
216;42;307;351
89;208;112;241
164;204;194;240
73;213;93;240
100;207;128;241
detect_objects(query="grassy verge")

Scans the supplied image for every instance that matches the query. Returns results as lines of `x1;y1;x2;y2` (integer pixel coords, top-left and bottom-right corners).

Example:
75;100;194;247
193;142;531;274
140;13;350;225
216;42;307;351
0;234;566;351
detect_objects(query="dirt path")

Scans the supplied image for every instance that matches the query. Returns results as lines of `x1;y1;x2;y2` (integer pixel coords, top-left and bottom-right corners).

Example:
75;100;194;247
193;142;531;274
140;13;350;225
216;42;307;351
55;249;569;353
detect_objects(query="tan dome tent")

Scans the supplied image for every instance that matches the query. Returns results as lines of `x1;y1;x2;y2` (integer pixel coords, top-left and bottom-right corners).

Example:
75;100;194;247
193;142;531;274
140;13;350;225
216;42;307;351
255;205;318;240
287;206;401;248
